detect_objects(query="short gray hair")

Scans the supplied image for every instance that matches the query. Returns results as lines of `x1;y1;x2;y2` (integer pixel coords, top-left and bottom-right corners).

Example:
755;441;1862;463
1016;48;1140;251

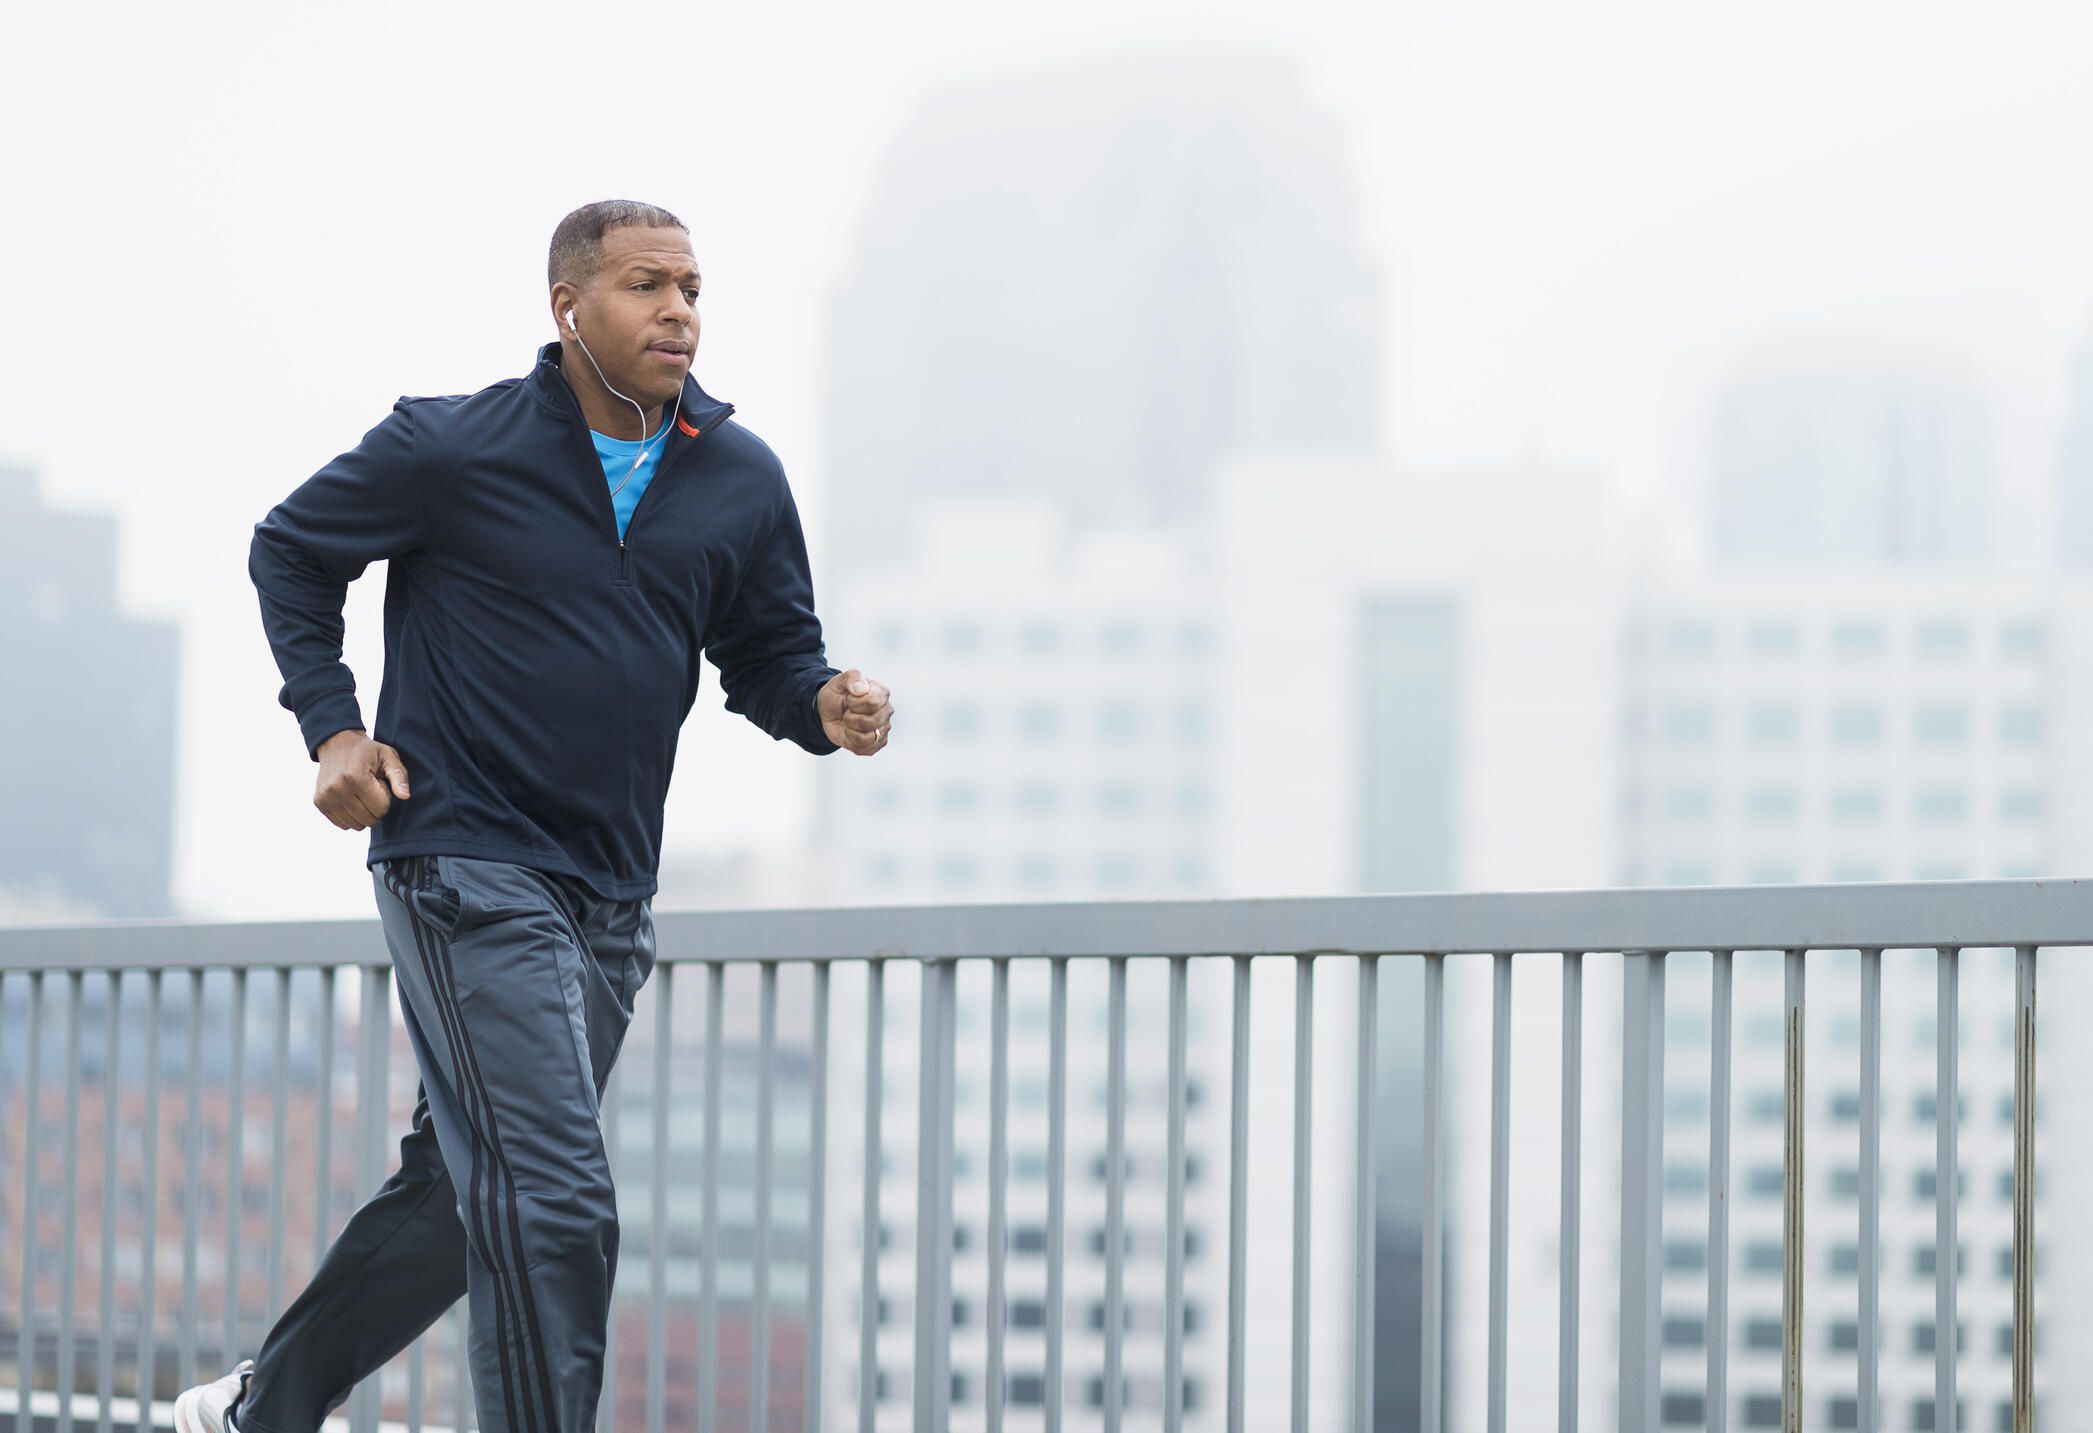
548;200;687;290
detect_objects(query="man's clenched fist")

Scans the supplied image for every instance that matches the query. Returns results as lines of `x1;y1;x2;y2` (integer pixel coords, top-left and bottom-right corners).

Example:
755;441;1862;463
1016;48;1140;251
817;668;894;756
314;728;412;831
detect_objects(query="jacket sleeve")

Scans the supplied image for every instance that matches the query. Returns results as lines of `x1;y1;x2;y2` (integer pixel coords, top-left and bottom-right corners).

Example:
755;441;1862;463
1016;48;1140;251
248;401;426;761
706;484;841;755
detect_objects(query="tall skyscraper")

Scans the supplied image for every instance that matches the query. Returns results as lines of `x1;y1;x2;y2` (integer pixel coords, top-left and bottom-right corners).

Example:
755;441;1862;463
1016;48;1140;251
1709;356;1992;568
821;47;1383;572
0;464;178;917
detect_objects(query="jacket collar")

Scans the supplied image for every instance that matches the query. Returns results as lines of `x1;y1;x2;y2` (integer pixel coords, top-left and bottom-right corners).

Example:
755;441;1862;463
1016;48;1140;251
524;340;735;439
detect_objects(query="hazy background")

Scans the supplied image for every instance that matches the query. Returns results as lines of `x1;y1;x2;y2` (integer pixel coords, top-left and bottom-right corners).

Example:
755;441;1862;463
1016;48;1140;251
7;0;2092;920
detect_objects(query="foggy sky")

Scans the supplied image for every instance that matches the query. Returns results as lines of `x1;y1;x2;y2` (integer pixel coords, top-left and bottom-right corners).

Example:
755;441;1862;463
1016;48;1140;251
5;0;2091;918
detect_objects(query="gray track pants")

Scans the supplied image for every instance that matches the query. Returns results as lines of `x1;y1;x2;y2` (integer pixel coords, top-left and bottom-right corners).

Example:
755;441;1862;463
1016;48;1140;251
234;853;656;1433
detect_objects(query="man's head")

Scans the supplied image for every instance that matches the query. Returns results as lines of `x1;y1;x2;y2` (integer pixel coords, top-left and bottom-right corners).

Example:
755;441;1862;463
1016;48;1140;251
548;200;701;412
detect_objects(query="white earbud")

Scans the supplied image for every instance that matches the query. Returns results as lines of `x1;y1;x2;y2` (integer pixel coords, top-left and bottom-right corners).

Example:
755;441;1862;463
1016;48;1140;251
561;300;685;497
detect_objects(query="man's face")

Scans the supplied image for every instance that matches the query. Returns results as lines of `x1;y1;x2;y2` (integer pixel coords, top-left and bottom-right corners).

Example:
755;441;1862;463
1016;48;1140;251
561;224;702;408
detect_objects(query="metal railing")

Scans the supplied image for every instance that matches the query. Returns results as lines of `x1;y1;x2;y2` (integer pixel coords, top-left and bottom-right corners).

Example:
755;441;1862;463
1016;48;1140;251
1;877;2085;1432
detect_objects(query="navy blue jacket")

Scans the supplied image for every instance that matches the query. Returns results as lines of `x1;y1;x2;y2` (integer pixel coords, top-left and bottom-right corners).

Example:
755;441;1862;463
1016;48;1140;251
250;342;840;899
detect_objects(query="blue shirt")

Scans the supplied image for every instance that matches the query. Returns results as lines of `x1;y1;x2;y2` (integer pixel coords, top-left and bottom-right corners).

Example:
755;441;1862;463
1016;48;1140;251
591;420;671;540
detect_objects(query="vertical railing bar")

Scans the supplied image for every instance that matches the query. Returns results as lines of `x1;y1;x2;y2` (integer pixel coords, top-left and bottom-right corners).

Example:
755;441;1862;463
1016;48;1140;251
314;966;335;1271
98;972;123;1433
1421;952;1444;1433
939;960;956;1432
180;969;202;1394
1352;954;1379;1433
1781;949;1804;1433
1936;945;1957;1433
357;966;391;1433
648;964;674;1433
137;971;163;1433
1618;951;1665;1433
1291;955;1314;1433
1046;957;1068;1433
454;1302;472;1433
60;969;82;1433
2013;944;2036;1433
701;961;722;1433
224;966;247;1382
1560;952;1583;1433
912;959;958;1433
1859;948;1881;1433
1487;952;1510;1433
1164;955;1188;1433
268;968;290;1320
1227;954;1252;1433
407;1332;425;1433
858;960;884;1433
753;962;777;1433
808;960;830;1433
18;971;42;1427
987;958;1010;1433
598;1056;621;1433
1709;951;1734;1433
350;970;380;1433
1105;956;1128;1433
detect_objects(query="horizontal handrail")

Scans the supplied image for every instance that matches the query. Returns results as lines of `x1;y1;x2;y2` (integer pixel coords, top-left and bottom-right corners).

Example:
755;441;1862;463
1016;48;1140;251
5;875;2093;971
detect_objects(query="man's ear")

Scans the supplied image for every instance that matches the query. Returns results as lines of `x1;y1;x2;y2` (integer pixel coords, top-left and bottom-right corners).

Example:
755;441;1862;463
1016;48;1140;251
550;282;579;336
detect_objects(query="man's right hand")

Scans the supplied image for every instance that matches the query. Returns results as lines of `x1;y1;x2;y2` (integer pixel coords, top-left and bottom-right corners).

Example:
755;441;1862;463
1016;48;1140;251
314;729;412;832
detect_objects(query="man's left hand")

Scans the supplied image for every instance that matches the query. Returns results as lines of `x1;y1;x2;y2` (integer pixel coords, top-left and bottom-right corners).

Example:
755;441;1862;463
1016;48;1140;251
818;668;894;755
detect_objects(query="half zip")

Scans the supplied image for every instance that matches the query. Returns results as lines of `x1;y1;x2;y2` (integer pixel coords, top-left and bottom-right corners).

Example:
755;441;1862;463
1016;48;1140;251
532;348;734;584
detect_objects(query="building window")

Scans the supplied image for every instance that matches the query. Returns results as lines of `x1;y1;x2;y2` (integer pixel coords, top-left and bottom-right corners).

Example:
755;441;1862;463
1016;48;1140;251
1831;620;1886;658
1831;704;1886;746
1662;1316;1705;1349
1019;706;1063;742
1915;704;1971;746
1831;788;1884;824
1664;621;1717;658
1661;704;1716;745
1096;704;1141;743
1746;786;1799;824
943;621;984;657
1915;619;1971;658
1016;784;1060;815
1999;789;2045;824
1661;1392;1706;1423
1099;620;1142;658
1998;706;2043;746
1663;787;1715;823
942;703;983;742
1745;620;1801;657
1747;704;1800;747
1998;620;2044;658
1741;1393;1781;1427
1915;787;1968;824
1096;783;1140;816
1018;621;1060;657
938;783;980;814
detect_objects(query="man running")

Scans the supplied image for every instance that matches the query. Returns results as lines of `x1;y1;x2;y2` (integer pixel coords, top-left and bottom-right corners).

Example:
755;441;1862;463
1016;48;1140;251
178;199;893;1433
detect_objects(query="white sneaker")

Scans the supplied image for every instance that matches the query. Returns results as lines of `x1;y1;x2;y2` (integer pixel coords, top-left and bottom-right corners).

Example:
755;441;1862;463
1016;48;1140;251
173;1359;253;1433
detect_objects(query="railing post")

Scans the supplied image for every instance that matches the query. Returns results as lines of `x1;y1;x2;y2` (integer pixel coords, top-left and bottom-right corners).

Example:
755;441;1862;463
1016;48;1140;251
912;956;957;1433
1420;953;1444;1433
1782;949;1805;1433
1859;949;1881;1433
1936;946;1958;1433
1619;950;1664;1433
1487;952;1511;1433
1560;952;1582;1433
2013;945;2036;1433
1709;950;1734;1433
